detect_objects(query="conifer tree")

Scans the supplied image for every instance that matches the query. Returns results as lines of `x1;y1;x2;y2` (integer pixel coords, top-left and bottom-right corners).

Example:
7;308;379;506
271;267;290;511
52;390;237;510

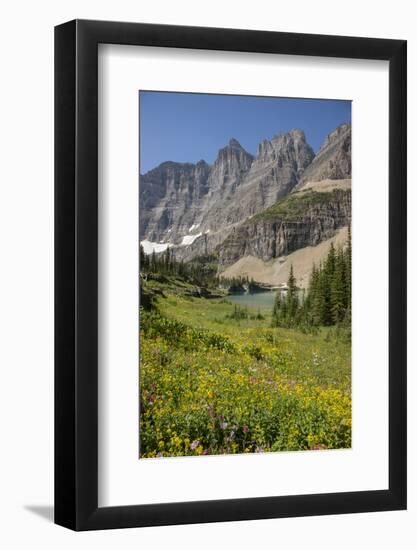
164;247;171;273
269;235;352;330
272;290;282;326
307;263;320;325
271;265;300;327
150;250;156;272
326;241;337;276
345;225;352;308
320;245;337;325
139;244;145;269
280;294;288;323
331;248;346;324
286;264;299;324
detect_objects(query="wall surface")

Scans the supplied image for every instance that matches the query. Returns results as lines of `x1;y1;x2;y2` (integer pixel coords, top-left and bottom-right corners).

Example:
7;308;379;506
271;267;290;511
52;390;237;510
0;1;415;548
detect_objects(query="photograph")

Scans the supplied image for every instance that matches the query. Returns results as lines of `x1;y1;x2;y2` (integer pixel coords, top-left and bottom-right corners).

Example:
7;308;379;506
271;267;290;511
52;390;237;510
139;91;352;458
0;0;410;542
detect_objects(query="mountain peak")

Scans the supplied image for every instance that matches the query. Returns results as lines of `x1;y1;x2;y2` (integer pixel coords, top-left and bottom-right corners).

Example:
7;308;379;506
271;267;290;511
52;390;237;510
271;128;306;142
321;123;350;149
299;123;351;184
228;138;243;148
290;128;306;140
210;138;253;182
140;123;350;248
256;129;314;170
214;138;253;163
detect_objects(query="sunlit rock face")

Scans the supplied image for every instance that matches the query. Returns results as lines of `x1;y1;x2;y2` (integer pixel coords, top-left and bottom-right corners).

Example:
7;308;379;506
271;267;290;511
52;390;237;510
296;123;351;187
217;189;352;268
139;124;351;261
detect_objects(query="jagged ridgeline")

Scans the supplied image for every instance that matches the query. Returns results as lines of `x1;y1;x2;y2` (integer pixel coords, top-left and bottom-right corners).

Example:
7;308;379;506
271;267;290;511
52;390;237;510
140;123;351;287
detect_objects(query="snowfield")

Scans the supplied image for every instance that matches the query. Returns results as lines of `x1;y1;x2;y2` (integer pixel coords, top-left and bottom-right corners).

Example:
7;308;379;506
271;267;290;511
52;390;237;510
141;240;170;255
181;232;202;246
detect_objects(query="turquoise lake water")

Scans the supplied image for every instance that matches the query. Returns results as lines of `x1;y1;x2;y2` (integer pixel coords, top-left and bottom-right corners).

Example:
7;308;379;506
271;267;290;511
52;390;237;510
228;291;277;310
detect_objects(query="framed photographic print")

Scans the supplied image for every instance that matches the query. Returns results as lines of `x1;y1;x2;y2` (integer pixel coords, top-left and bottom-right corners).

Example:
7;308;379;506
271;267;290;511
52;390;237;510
55;20;407;530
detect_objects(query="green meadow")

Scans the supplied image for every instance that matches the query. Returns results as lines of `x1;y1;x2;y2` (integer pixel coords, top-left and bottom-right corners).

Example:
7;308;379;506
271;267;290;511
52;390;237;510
139;284;351;458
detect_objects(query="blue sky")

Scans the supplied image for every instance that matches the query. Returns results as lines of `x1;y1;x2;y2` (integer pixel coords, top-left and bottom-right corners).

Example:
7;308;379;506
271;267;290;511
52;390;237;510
139;91;351;174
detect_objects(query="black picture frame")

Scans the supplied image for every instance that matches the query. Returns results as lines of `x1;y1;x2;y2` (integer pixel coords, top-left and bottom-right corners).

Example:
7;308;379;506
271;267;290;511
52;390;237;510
55;19;407;531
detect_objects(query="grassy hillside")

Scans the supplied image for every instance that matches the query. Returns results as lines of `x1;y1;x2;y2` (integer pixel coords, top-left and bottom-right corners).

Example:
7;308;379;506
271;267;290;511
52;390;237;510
251;188;350;223
139;288;351;458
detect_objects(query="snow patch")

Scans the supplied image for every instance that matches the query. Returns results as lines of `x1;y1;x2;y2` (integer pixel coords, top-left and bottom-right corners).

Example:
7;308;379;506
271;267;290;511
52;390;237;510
189;223;200;232
181;233;202;246
141;240;170;255
205;229;211;234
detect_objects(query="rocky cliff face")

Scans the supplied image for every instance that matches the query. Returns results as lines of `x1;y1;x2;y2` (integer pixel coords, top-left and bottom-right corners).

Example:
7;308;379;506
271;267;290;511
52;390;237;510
208;138;254;191
214;130;314;227
140;130;315;245
140;123;351;265
217;189;351;267
139;160;211;243
297;123;351;186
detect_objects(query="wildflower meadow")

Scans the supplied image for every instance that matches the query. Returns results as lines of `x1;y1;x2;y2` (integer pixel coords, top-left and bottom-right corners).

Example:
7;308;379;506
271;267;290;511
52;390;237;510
139;292;351;458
